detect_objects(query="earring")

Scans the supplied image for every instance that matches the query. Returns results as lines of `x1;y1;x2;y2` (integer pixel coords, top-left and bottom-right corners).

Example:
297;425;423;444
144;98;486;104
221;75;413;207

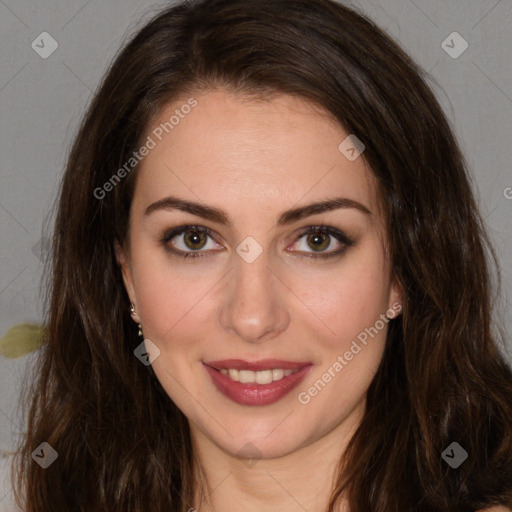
130;304;143;337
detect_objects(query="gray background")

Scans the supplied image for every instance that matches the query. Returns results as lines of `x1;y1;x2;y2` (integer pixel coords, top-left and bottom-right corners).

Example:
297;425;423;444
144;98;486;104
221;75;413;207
0;0;511;509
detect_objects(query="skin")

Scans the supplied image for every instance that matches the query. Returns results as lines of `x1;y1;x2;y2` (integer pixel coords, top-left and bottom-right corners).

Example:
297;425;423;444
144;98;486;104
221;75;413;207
116;89;403;512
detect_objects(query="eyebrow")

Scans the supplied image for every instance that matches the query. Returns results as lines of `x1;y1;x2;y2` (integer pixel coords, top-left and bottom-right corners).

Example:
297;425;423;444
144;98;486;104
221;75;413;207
144;195;372;226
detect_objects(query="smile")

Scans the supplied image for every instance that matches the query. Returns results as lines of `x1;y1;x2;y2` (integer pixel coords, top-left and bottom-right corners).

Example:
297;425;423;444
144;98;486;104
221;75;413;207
220;368;299;384
203;359;312;406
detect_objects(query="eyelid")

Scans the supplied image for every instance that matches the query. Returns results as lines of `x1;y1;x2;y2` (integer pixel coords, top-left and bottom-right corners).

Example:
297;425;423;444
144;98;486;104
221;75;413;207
160;224;354;259
287;225;354;258
160;224;222;258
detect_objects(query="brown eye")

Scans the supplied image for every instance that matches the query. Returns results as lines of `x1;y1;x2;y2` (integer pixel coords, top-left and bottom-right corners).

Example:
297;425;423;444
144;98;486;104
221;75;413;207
160;225;222;259
306;232;331;252
183;229;208;250
289;225;355;259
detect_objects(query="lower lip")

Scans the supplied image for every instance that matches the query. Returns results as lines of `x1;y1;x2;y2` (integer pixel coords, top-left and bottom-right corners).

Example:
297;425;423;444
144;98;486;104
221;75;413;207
203;364;312;406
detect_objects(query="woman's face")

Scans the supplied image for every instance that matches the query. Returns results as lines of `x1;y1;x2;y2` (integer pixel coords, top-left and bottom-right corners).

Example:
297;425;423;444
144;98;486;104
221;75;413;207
116;89;401;460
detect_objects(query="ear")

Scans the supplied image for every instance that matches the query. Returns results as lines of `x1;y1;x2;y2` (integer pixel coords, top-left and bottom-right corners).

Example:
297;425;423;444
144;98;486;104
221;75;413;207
387;276;404;319
114;239;140;323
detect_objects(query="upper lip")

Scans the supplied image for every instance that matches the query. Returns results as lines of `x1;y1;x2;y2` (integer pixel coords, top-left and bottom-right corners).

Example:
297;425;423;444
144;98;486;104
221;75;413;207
204;359;312;371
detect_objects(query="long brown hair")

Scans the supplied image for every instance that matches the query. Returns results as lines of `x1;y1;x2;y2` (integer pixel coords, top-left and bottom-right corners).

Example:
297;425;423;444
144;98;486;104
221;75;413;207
13;0;512;510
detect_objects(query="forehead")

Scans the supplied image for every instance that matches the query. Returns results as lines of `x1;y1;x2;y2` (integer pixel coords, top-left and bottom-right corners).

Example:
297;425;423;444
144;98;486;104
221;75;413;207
134;89;379;219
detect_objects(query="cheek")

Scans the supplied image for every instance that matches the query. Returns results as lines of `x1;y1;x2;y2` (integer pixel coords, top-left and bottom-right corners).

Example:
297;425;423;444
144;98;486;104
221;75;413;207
130;228;391;350
128;241;196;340
135;270;206;344
290;249;391;346
296;254;391;417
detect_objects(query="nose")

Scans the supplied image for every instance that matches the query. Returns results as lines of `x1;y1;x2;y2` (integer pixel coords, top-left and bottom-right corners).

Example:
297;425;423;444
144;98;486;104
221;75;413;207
218;252;290;344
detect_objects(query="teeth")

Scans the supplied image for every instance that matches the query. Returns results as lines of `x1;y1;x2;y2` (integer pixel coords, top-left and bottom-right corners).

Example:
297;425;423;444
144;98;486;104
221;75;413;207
219;368;299;383
239;370;255;383
255;370;272;384
272;369;284;380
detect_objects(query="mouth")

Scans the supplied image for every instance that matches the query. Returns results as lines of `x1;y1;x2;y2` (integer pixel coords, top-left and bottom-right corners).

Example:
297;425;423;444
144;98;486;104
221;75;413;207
203;359;312;406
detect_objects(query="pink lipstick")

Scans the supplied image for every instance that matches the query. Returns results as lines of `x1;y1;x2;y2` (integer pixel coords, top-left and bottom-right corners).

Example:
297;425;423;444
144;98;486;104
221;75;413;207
203;359;312;406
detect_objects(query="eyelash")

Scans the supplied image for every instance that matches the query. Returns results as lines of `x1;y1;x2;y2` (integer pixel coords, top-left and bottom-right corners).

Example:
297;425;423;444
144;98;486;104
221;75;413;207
160;224;354;260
